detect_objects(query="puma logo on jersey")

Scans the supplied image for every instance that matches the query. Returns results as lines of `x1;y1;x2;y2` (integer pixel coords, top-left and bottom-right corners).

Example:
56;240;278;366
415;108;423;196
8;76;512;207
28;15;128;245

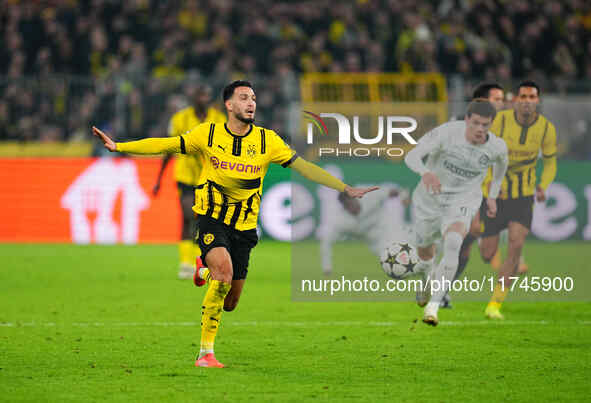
218;145;226;152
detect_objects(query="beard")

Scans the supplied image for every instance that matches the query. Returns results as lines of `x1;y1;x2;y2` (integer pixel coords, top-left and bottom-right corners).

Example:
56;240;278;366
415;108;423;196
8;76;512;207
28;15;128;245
236;112;255;124
520;103;537;117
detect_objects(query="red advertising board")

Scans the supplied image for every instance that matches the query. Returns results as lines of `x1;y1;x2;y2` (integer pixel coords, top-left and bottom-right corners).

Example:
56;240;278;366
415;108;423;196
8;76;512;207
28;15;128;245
0;158;181;243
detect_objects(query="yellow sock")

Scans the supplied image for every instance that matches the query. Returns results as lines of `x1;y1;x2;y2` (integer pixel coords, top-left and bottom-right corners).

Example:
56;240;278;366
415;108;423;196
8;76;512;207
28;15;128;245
200;280;231;355
490;250;502;271
487;282;509;309
179;240;193;265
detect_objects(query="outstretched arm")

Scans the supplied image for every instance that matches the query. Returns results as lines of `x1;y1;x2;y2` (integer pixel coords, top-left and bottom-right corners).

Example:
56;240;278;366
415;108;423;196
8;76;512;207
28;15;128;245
92;126;182;155
289;157;378;198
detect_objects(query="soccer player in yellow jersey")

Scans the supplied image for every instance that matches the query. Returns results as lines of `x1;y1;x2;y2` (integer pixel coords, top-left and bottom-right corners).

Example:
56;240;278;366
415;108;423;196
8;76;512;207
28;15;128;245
480;81;557;319
152;85;226;279
92;80;377;368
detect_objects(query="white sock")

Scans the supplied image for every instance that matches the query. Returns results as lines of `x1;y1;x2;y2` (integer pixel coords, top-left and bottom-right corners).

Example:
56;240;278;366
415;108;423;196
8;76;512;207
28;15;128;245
415;256;435;276
198;267;209;280
429;232;463;308
198;348;214;359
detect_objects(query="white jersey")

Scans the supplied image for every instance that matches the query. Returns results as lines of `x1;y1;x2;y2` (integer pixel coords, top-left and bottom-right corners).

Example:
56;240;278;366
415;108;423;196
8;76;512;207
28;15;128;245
405;120;508;207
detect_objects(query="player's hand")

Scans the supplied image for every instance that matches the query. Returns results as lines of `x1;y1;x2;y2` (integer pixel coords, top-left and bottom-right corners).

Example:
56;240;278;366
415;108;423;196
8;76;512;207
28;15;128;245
92;126;116;152
535;186;546;202
422;172;441;194
152;183;161;196
486;197;497;218
343;185;379;198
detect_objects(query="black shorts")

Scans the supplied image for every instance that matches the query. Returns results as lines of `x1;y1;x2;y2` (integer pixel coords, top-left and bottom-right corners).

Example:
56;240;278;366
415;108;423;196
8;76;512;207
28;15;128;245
177;182;195;199
196;215;258;280
480;196;534;237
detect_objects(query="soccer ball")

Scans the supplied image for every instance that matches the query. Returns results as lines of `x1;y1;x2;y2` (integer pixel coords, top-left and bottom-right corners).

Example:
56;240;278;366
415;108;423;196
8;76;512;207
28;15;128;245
380;241;419;279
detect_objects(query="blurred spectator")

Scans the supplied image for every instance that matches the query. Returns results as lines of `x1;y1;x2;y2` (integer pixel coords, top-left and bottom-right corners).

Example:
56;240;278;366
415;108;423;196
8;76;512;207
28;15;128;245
0;0;589;144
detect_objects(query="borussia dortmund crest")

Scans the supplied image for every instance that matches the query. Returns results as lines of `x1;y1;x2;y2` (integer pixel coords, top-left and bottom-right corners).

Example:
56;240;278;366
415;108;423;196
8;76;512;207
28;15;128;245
203;233;215;245
247;144;257;158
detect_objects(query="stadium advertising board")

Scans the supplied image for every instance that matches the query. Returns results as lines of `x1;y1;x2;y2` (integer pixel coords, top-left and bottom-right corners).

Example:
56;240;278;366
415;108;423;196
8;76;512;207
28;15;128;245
0;158;589;243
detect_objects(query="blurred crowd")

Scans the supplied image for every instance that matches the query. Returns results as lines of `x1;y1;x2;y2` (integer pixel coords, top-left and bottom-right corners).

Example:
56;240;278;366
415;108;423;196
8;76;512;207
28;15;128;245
0;0;590;150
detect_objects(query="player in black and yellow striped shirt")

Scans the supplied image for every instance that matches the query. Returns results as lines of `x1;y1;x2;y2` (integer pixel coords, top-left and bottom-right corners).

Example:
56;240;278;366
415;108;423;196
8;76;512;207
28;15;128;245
186;121;296;232
152;84;226;279
481;81;557;319
93;80;377;368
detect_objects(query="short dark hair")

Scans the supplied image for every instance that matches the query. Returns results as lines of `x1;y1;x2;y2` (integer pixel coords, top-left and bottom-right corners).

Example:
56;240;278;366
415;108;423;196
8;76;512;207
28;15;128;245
222;80;254;102
517;80;540;96
466;98;497;120
472;83;504;99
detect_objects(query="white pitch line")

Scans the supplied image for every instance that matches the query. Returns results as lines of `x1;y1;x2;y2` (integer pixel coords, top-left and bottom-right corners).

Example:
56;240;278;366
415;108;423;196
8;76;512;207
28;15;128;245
1;320;590;328
228;320;583;327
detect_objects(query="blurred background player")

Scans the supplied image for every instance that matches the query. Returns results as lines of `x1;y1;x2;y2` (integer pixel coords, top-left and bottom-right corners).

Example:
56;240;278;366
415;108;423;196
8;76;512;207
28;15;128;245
474;83;505;111
152;84;226;279
405;99;508;326
319;185;410;276
482;81;557;320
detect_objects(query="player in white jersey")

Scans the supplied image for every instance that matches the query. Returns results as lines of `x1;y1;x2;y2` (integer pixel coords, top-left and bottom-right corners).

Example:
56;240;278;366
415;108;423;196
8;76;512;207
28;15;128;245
443;82;507;309
404;99;508;326
318;185;410;275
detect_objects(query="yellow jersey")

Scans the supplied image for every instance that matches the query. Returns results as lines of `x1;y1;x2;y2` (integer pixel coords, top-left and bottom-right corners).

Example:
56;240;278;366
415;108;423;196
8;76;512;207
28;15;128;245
181;122;297;230
168;106;226;186
482;109;557;199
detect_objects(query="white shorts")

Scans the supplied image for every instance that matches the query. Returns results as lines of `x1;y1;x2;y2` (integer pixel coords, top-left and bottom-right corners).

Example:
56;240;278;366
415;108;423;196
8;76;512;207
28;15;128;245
412;187;479;247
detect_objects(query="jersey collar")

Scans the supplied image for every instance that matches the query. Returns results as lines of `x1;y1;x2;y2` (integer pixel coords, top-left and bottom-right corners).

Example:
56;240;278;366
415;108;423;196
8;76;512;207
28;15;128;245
513;109;539;128
224;123;253;138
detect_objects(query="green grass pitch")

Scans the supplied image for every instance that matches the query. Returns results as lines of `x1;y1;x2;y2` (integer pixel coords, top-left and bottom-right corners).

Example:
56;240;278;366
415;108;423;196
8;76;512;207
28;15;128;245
1;241;590;402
